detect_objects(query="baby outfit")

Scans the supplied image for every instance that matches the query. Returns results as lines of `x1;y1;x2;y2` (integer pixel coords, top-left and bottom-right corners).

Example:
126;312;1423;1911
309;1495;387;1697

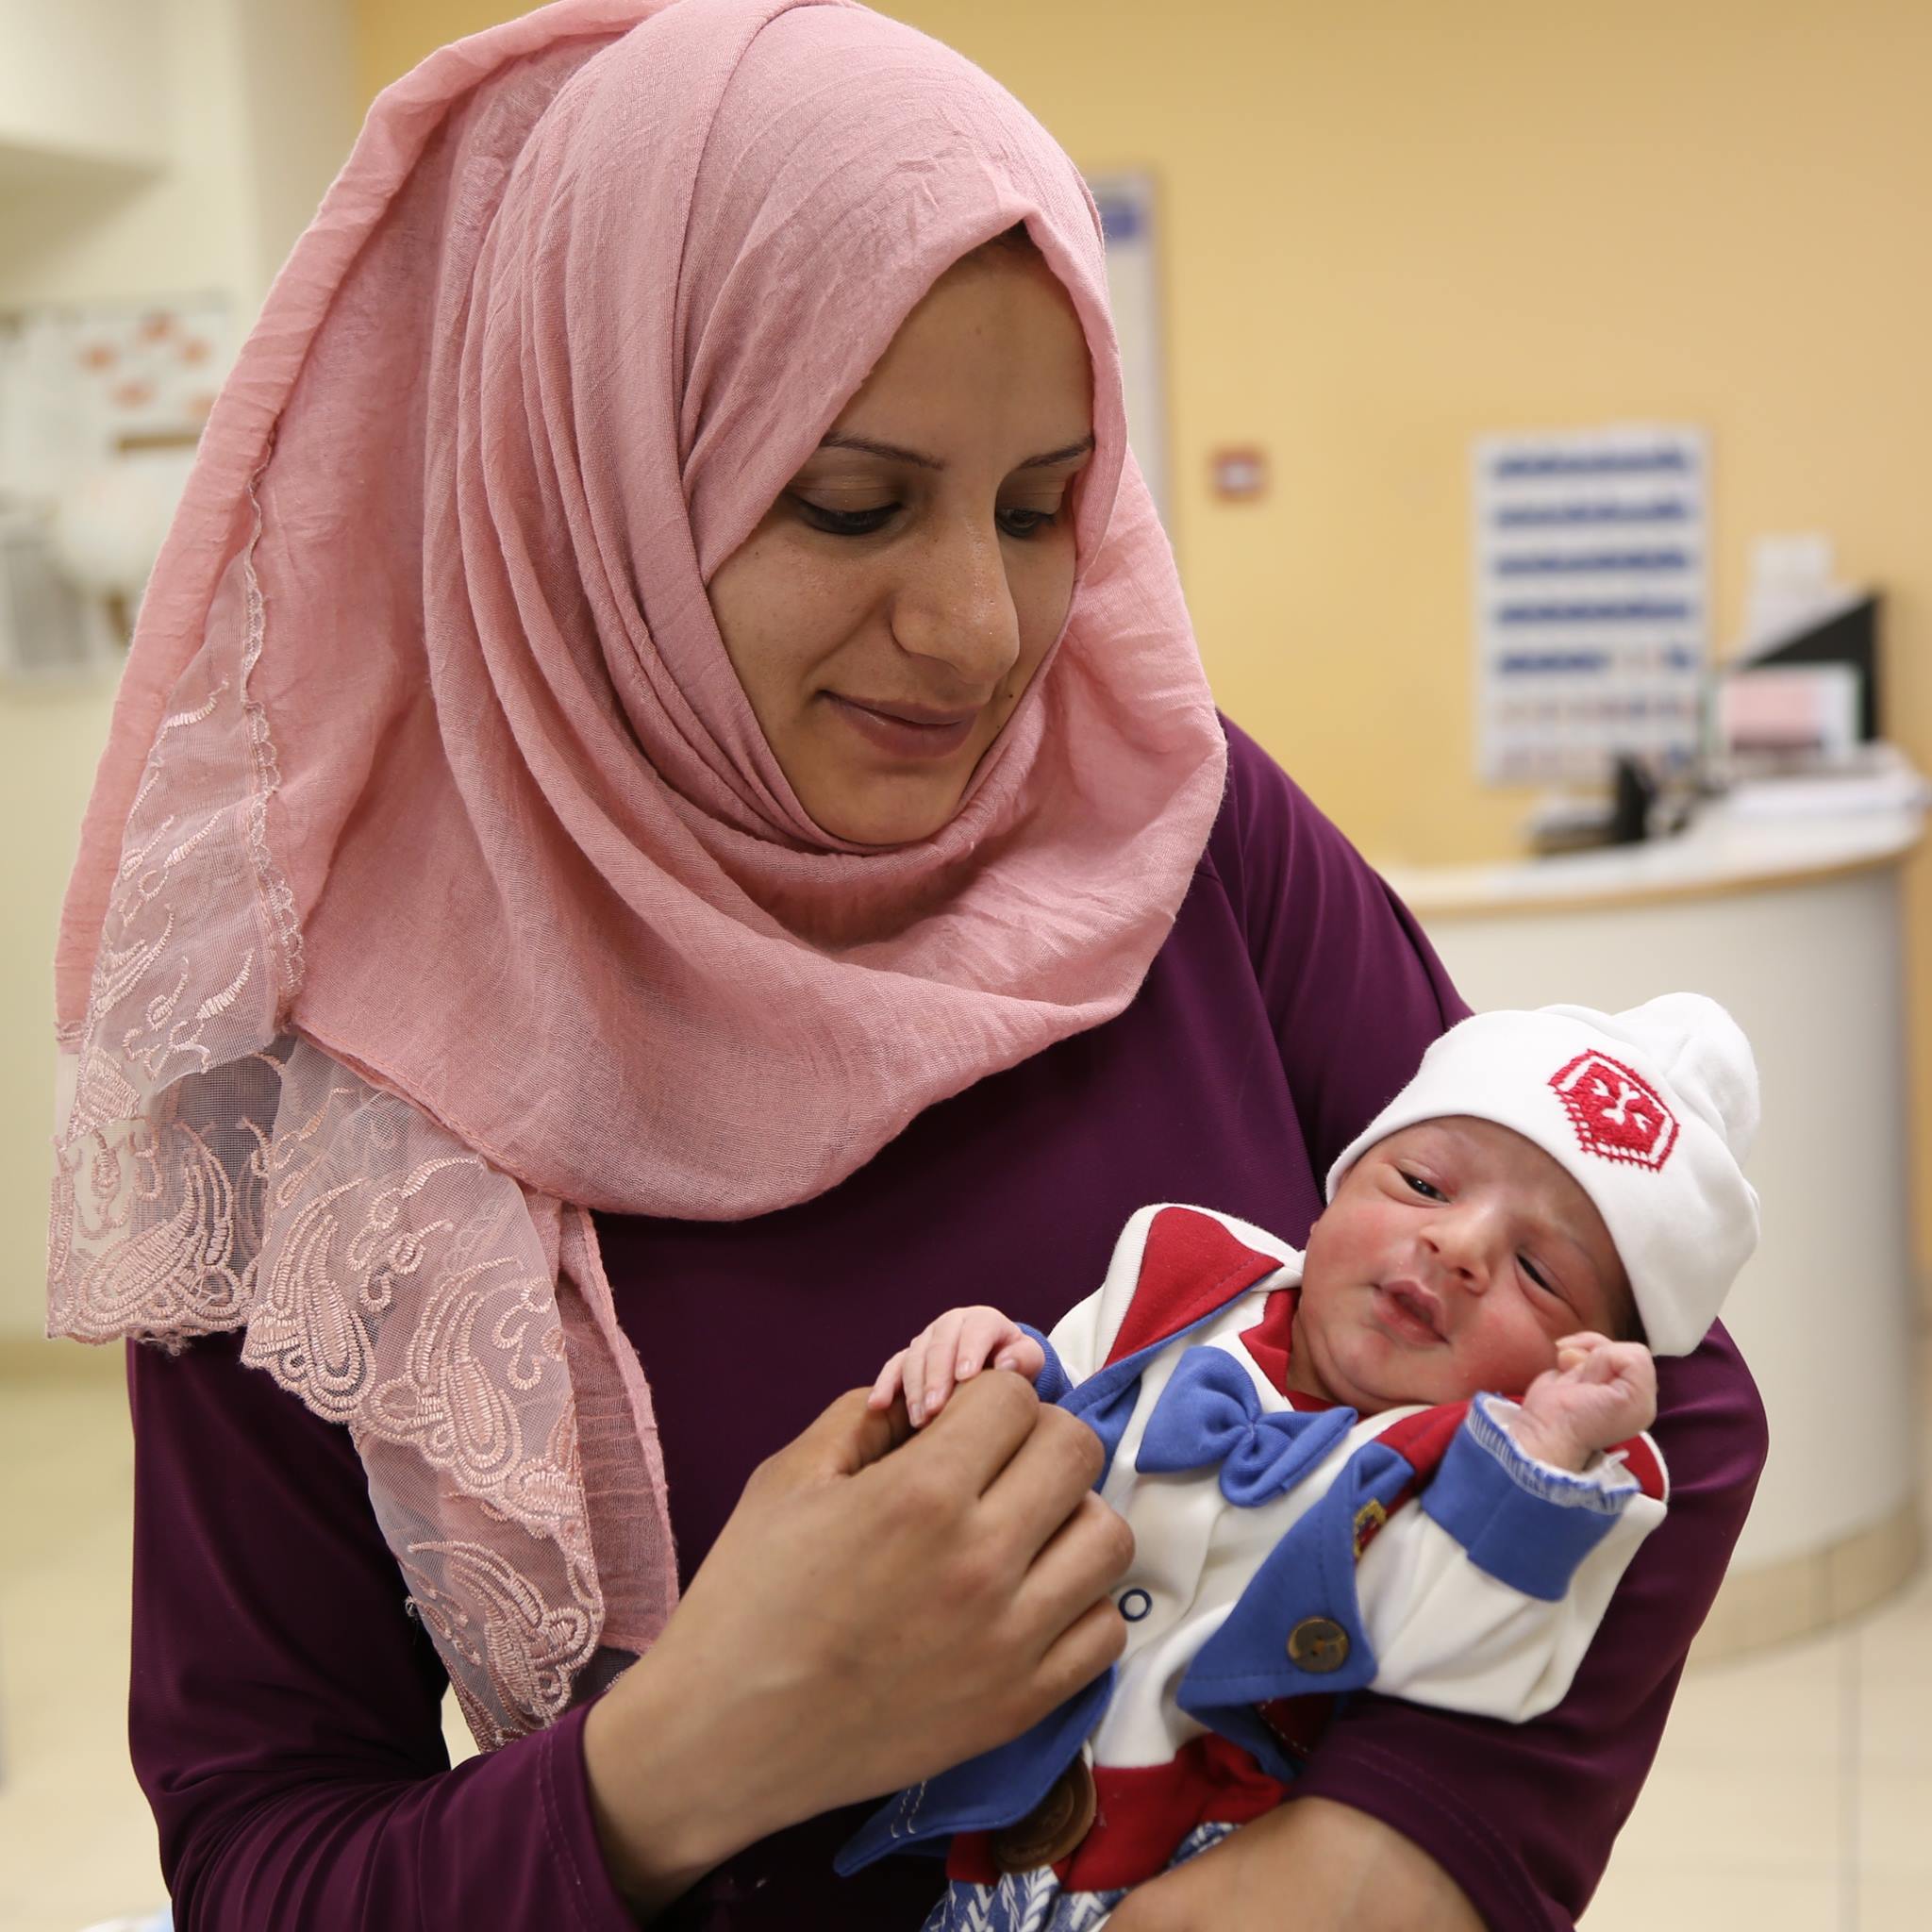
839;994;1760;1929
840;1202;1668;1928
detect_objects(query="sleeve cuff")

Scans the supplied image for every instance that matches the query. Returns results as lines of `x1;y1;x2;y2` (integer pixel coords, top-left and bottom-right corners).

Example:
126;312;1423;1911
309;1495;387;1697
1421;1395;1636;1602
550;1701;652;1931
1021;1323;1074;1403
1469;1393;1642;1509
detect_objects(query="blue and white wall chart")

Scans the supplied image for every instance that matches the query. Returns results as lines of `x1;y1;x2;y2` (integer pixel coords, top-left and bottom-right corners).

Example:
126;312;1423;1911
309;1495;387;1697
1472;425;1708;785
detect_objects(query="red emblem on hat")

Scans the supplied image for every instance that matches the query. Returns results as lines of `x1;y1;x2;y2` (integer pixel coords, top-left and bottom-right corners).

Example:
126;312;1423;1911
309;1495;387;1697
1549;1052;1677;1170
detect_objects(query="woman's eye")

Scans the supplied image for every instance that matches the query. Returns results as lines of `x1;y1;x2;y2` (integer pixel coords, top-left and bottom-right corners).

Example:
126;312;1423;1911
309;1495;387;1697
997;506;1061;540
793;497;898;537
1401;1172;1447;1202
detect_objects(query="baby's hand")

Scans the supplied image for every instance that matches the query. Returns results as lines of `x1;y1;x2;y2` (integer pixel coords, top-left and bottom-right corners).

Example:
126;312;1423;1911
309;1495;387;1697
868;1307;1047;1427
1511;1332;1658;1472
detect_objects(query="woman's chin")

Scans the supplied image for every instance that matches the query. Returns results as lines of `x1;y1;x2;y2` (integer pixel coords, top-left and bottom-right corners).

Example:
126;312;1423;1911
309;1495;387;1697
803;774;971;848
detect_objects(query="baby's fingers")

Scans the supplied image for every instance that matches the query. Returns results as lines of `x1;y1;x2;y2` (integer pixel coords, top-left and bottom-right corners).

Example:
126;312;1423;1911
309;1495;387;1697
914;1307;971;1426
951;1307;1014;1382
1606;1341;1659;1404
953;1309;1043;1386
896;1306;1038;1427
866;1347;910;1413
994;1331;1047;1380
900;1326;933;1426
1554;1330;1614;1375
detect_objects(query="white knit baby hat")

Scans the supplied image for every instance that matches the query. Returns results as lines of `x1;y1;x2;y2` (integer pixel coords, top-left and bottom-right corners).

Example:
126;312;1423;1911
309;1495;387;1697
1324;993;1760;1355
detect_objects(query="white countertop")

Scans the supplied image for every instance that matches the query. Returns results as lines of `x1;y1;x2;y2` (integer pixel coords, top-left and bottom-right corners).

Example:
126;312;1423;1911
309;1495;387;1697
1383;753;1928;917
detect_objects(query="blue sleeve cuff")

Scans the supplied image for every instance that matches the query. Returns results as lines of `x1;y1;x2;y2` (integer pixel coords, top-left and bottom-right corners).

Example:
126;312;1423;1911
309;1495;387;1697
1420;1394;1636;1602
1022;1324;1073;1404
836;1672;1113;1873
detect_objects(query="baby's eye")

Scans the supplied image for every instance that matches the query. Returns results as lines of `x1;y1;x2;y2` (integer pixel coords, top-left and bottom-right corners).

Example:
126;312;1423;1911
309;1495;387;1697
1401;1172;1447;1202
1519;1255;1563;1298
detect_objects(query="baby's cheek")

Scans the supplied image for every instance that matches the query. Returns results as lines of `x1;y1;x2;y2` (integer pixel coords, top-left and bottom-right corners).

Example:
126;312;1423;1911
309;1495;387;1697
1474;1324;1560;1398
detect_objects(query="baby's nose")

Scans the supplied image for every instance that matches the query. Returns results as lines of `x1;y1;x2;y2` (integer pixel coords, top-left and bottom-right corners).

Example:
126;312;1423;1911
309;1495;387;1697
1426;1216;1493;1291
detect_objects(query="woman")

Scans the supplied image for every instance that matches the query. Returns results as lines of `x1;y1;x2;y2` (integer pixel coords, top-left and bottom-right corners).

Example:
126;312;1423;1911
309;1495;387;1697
50;1;1765;1926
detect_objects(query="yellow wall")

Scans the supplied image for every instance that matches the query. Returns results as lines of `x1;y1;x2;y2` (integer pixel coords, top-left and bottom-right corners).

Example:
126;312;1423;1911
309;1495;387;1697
355;0;1932;1278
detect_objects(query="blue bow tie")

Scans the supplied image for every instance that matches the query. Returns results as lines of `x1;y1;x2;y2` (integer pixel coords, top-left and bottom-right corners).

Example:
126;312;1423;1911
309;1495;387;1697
1136;1347;1357;1507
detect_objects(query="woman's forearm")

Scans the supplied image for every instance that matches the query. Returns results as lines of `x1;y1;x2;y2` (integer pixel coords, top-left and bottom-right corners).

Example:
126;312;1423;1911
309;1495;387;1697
1261;1798;1485;1930
580;1642;798;1919
129;1336;644;1930
1106;1794;1483;1932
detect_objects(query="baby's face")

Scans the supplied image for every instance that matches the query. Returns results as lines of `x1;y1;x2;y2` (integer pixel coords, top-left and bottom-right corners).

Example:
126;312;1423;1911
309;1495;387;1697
1291;1116;1634;1413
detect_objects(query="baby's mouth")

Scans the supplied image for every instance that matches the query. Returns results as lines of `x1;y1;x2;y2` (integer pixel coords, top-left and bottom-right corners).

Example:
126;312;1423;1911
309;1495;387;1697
1374;1280;1445;1343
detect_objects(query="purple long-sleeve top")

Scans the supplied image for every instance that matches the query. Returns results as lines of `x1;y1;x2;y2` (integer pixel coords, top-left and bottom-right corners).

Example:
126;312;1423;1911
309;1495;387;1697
125;723;1767;1930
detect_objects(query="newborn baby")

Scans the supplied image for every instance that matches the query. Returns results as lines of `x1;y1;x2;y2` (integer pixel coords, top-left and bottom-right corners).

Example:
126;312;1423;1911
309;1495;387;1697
841;994;1760;1932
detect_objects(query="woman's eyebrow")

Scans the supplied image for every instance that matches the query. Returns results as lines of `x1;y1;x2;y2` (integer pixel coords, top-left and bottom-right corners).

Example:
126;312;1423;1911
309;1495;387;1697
1016;435;1096;470
813;432;1096;472
817;433;942;469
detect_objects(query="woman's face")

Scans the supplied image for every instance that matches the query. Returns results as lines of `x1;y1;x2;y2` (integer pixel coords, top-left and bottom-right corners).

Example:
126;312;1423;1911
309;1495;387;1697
707;246;1095;846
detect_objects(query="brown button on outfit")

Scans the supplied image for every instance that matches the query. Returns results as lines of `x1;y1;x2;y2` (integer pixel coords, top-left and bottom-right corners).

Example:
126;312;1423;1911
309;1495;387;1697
991;1757;1098;1874
1287;1615;1351;1673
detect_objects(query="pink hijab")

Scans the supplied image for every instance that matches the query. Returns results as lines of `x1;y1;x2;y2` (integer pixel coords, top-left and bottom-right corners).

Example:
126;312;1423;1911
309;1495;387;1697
49;0;1224;1746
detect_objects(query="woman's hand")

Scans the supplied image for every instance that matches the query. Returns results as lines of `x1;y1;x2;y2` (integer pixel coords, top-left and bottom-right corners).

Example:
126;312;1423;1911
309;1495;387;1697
1104;1796;1482;1932
582;1373;1132;1917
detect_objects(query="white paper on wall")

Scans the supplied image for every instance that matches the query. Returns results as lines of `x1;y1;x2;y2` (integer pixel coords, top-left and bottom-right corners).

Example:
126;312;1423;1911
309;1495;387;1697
0;294;231;508
0;296;231;686
1473;425;1708;785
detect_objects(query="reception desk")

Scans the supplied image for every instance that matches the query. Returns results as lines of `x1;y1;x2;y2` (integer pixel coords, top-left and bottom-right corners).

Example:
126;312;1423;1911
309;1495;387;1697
1384;769;1927;1657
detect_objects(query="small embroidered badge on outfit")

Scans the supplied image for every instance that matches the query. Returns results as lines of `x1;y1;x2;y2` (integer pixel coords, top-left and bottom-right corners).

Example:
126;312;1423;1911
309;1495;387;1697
1548;1052;1678;1170
1352;1497;1388;1557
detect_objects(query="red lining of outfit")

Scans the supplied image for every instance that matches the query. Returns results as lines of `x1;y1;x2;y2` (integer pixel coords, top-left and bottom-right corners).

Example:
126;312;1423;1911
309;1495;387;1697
1610;1430;1668;1502
1235;1280;1339;1407
1105;1208;1280;1368
945;1733;1292;1891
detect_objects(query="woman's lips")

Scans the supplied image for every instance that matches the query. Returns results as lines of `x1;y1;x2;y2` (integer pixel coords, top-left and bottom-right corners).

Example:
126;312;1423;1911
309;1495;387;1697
1371;1281;1445;1345
824;692;979;760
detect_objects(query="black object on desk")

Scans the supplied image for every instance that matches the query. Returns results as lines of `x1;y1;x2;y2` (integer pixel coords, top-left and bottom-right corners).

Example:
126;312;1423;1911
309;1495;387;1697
1745;592;1882;741
1609;757;1657;845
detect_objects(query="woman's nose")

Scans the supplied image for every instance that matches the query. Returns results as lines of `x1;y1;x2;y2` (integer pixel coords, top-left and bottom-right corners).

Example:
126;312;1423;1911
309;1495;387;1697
888;515;1021;691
